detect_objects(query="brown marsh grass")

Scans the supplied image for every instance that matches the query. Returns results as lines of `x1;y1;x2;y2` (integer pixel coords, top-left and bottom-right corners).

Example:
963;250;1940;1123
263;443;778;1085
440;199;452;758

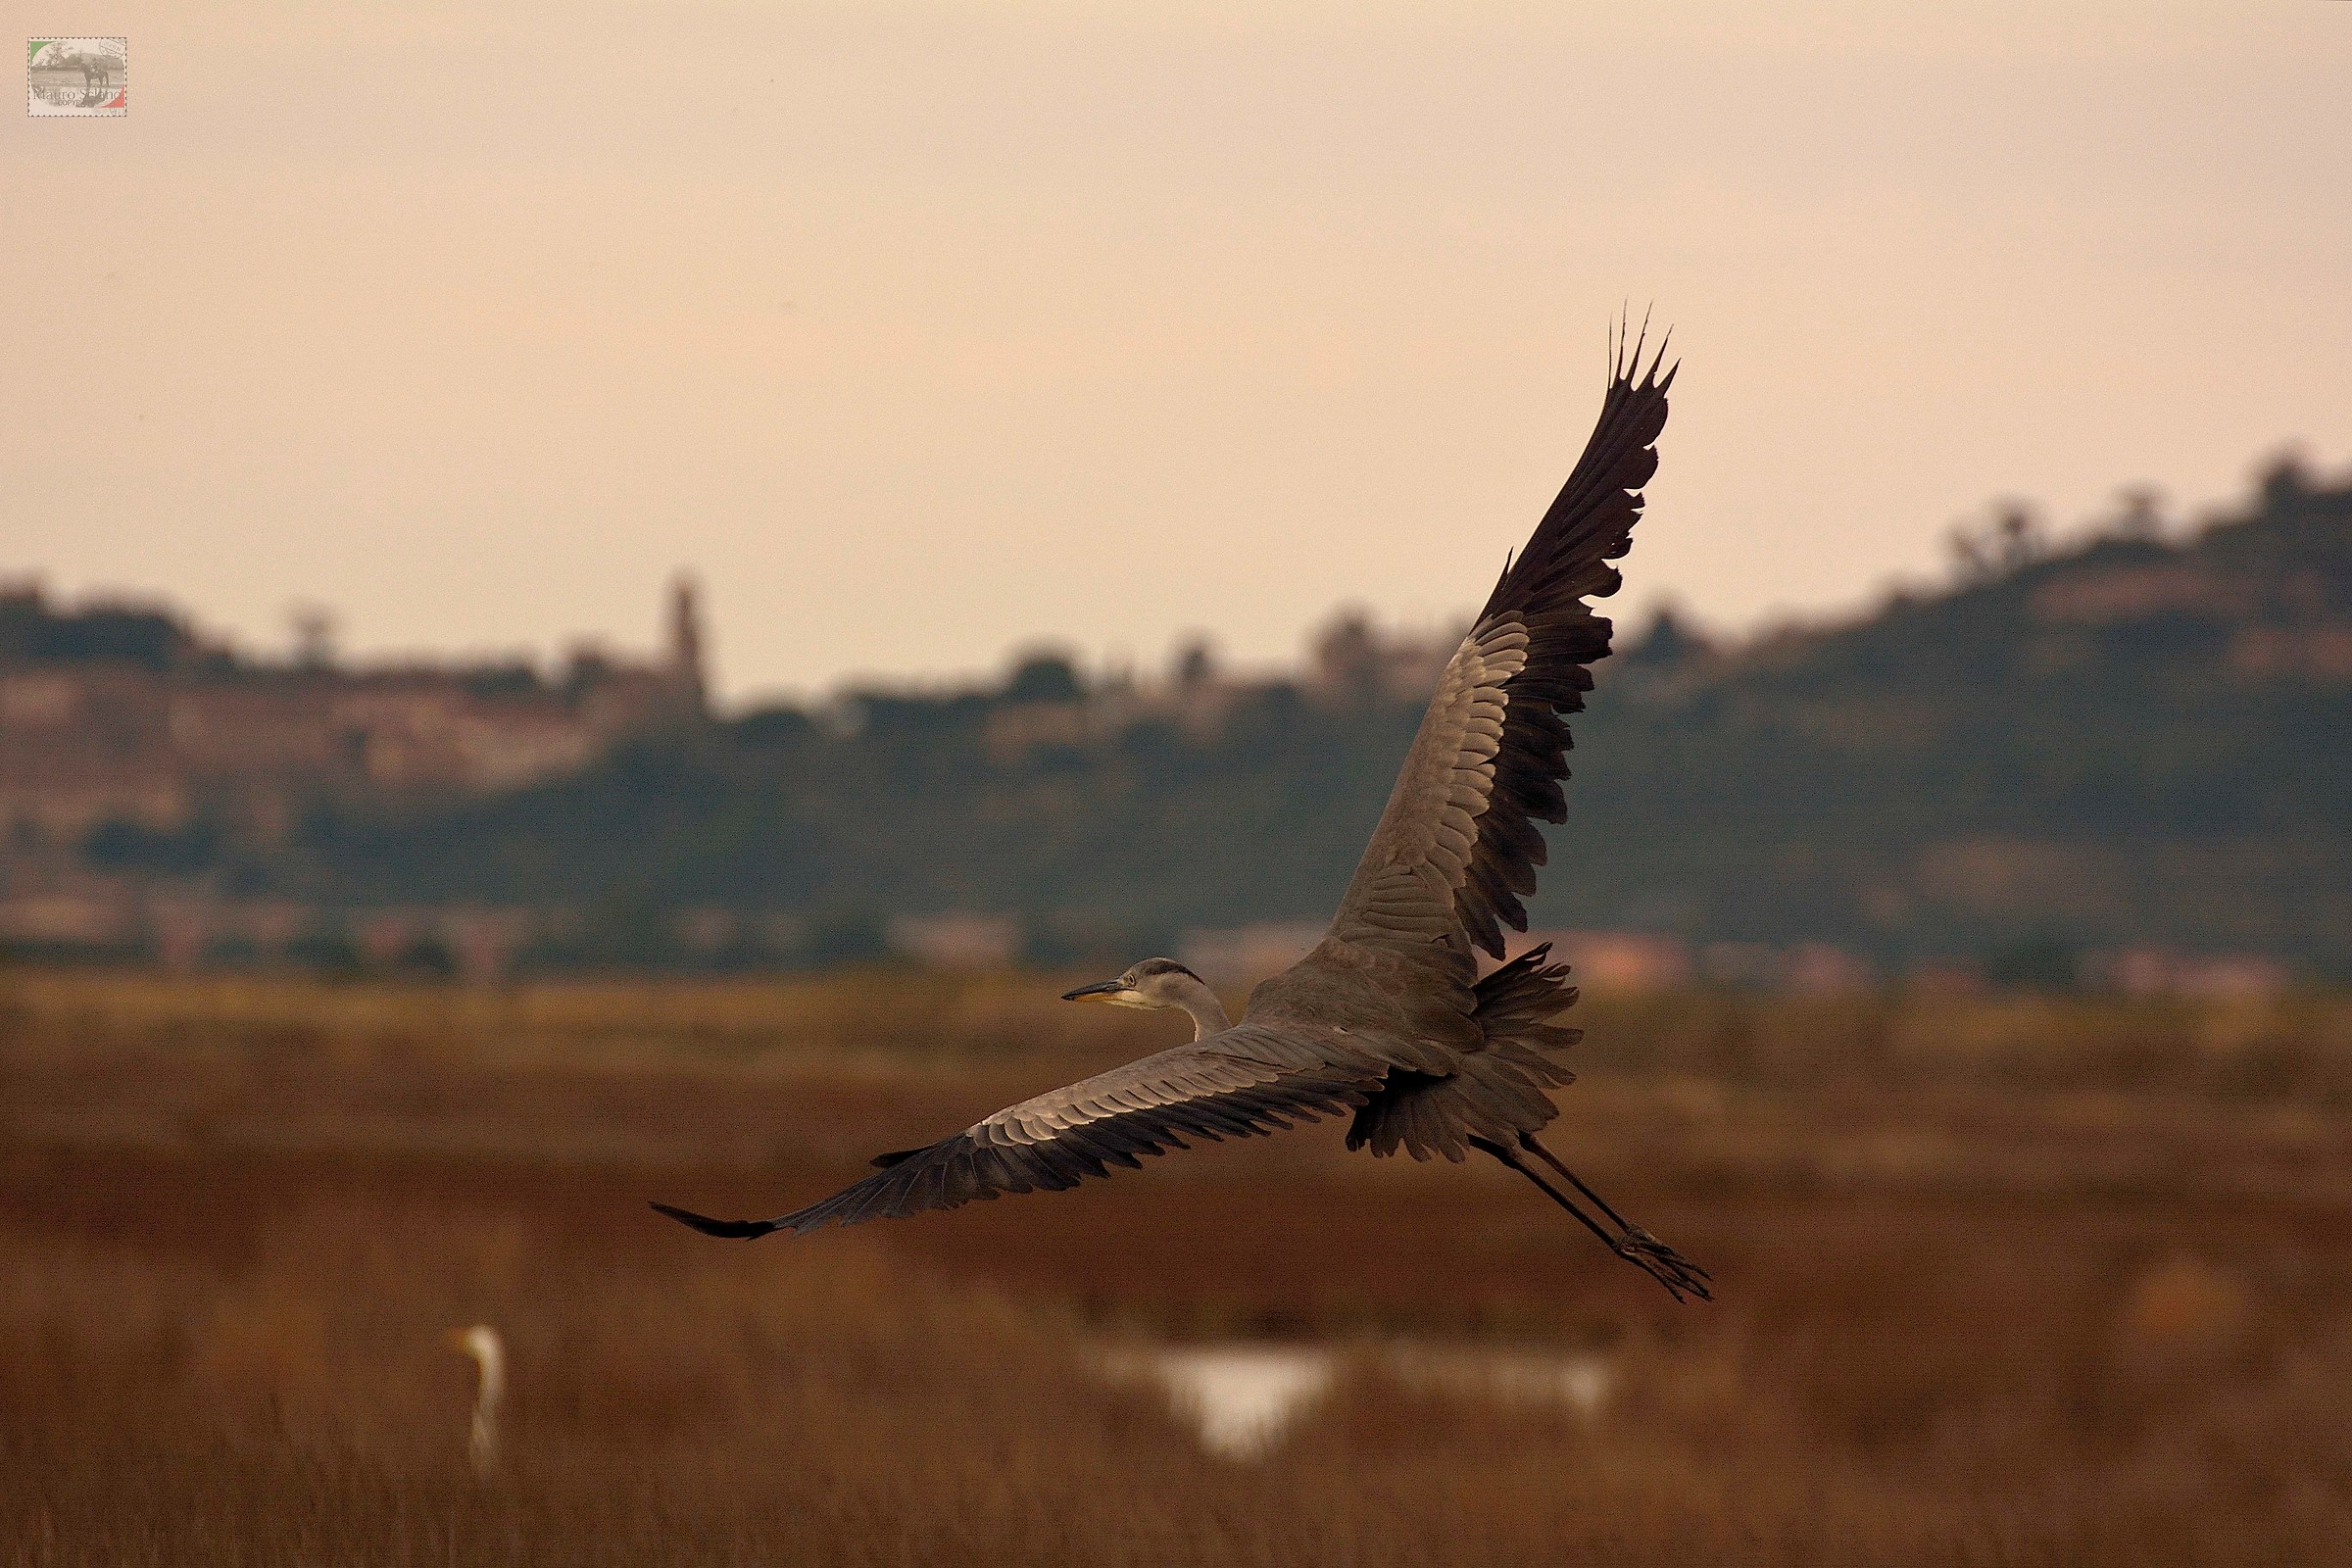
5;969;2352;1564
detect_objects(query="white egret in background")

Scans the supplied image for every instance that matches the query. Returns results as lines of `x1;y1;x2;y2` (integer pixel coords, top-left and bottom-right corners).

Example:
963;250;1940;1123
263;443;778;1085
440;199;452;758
445;1324;505;1480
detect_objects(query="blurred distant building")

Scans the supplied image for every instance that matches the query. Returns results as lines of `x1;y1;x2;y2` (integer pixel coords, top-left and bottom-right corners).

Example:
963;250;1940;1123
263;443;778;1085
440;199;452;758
0;576;710;970
1534;929;1693;992
1695;940;1874;994
0;576;709;846
888;912;1022;970
665;575;710;715
1308;611;1463;708
1179;922;1326;985
983;652;1105;760
2088;949;2293;1000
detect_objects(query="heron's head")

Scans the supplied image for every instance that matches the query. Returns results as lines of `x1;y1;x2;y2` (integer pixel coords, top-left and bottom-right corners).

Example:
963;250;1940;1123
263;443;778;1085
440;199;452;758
1061;958;1205;1011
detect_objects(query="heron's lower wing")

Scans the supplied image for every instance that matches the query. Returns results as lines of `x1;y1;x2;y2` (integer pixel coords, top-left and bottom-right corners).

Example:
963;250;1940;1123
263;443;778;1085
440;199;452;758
651;1025;1383;1237
1325;327;1672;962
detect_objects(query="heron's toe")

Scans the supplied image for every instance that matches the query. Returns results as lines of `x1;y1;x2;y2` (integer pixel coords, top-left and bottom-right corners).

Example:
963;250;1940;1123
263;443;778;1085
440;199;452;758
1615;1233;1713;1301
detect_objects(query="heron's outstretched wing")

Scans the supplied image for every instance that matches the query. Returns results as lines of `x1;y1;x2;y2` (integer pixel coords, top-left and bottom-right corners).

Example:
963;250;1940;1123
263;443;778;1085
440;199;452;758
651;1024;1382;1238
1327;325;1673;964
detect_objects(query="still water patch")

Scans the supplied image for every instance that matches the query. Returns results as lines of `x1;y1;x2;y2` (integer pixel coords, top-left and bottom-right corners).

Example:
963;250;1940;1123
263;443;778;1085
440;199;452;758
1097;1342;1613;1459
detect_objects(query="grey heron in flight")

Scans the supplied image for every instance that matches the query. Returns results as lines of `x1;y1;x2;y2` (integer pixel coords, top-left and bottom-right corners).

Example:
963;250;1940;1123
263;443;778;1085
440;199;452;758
657;326;1707;1300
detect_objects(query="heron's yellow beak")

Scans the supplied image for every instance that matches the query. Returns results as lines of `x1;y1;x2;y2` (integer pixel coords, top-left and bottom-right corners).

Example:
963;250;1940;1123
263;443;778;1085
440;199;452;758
1060;979;1126;1004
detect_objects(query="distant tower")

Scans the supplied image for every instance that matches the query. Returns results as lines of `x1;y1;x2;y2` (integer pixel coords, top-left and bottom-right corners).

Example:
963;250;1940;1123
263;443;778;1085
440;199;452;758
289;603;338;670
666;573;710;718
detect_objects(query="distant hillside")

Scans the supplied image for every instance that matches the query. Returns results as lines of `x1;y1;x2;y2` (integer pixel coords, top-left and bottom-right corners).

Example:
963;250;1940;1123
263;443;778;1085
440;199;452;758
1563;460;2352;975
7;460;2348;979
268;458;2350;977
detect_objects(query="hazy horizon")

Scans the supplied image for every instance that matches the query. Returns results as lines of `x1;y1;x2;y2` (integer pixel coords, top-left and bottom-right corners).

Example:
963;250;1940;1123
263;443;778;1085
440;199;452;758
5;1;2347;704
5;440;2345;711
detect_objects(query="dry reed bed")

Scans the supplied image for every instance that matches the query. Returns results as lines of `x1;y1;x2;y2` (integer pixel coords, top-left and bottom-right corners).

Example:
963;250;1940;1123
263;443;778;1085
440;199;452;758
5;971;2352;1563
5;968;2348;1092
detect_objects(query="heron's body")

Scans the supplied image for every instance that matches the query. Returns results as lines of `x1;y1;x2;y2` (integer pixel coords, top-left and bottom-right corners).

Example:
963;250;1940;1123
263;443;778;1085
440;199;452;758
658;328;1709;1299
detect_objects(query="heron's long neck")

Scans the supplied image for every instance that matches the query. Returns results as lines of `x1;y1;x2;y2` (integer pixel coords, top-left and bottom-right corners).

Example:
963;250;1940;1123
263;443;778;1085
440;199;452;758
1171;977;1232;1041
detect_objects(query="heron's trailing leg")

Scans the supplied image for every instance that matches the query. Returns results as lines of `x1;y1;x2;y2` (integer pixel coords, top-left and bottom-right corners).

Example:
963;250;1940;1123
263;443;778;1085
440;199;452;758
1467;1135;1620;1248
1468;1135;1710;1302
1518;1132;1711;1301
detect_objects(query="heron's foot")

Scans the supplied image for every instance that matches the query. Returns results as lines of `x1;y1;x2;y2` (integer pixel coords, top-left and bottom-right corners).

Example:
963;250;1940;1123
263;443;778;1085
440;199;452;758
1614;1228;1713;1302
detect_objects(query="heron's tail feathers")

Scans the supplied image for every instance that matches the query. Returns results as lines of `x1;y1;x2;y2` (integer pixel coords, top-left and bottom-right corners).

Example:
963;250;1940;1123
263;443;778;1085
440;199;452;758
649;1200;783;1240
1346;945;1583;1161
1472;942;1583;1066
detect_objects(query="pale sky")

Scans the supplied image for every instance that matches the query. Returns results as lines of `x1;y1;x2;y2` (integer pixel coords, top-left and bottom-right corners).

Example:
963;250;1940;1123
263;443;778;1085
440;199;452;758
4;1;2347;704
